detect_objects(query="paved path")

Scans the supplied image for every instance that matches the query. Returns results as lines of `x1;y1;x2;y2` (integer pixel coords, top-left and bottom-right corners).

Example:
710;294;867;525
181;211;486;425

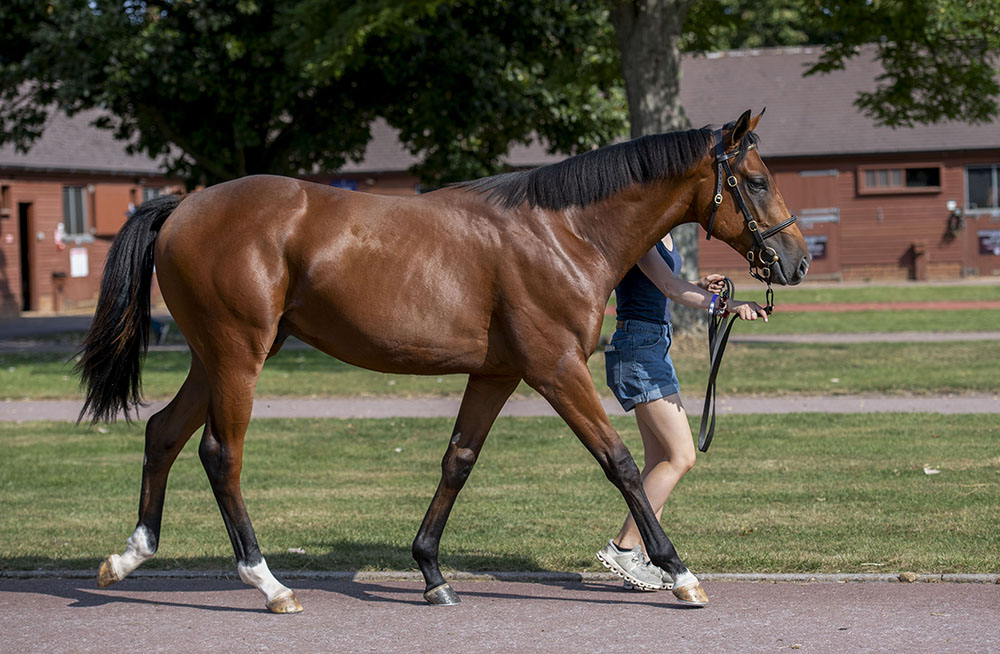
4;393;1000;423
2;576;997;653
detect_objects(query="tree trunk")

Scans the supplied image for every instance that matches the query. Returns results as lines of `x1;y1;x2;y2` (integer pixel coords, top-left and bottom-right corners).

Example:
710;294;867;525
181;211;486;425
609;0;703;334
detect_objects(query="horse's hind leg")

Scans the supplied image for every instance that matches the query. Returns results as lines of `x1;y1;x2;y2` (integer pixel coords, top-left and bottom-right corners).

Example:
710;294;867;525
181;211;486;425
413;374;520;605
98;356;209;587
197;345;302;614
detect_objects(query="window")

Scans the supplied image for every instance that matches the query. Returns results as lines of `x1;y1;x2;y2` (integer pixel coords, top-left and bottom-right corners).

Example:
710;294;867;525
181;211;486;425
62;186;90;237
142;187;161;202
0;185;10;217
858;164;942;194
966;165;1000;212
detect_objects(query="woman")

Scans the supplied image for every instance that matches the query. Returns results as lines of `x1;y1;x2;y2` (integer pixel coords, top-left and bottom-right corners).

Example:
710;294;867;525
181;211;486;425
596;231;767;605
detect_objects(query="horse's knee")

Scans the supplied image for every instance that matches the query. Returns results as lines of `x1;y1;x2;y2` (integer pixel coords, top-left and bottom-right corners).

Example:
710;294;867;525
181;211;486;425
600;443;642;491
197;431;234;478
441;433;477;489
198;431;220;466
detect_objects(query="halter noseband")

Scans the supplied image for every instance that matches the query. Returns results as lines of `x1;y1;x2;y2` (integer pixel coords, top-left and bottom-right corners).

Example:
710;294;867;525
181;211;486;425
705;128;797;283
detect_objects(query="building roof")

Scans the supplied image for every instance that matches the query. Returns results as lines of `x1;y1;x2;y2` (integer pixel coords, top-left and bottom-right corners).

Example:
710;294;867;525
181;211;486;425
336;117;558;172
0;108;168;176
681;46;1000;158
3;46;999;177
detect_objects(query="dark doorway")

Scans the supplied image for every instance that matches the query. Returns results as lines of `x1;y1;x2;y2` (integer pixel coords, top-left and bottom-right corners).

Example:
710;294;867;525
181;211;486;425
18;203;32;311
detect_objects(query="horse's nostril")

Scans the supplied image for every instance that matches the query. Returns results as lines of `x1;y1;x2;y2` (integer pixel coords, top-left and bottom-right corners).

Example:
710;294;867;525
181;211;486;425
797;256;810;278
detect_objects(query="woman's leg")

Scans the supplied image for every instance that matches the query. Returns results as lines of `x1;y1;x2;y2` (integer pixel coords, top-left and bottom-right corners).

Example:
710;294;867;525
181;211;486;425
614;393;696;550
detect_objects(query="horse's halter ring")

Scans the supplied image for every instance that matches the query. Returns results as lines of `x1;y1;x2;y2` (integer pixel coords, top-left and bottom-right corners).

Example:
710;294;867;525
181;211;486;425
704;128;797;285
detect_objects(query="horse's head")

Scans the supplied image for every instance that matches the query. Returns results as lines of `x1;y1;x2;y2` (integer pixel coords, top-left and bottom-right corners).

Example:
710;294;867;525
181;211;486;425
696;110;810;286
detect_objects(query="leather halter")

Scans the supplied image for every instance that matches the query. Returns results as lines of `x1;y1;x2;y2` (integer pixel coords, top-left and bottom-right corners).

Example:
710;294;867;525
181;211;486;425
697;129;796;452
705;128;797;283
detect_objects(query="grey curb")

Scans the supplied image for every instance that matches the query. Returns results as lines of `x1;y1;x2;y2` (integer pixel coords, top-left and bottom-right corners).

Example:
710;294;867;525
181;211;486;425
3;569;997;584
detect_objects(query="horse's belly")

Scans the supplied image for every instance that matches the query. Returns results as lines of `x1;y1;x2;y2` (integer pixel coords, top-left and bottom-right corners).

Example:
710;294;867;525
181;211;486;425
284;305;491;375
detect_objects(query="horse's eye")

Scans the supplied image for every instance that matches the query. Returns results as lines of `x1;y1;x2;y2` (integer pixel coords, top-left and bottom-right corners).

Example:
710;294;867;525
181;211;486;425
747;177;767;193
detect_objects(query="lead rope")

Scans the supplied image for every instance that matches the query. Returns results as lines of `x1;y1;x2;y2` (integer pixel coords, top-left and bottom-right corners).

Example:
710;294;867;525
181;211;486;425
697;279;774;452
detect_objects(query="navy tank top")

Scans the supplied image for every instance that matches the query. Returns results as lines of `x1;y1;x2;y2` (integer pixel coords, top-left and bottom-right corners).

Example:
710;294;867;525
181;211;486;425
614;239;683;325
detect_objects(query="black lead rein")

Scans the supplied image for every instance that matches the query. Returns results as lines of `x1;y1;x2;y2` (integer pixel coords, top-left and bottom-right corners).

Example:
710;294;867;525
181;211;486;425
697;278;775;452
697;127;794;452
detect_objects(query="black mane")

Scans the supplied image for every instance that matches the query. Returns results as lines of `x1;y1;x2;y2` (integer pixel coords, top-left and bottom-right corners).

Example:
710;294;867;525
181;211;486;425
455;124;758;211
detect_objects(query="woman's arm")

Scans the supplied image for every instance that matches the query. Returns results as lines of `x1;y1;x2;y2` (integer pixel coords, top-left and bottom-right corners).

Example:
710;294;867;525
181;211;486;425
635;246;768;321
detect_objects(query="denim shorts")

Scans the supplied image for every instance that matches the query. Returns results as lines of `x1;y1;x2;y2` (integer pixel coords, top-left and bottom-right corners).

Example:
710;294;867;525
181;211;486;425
604;319;680;412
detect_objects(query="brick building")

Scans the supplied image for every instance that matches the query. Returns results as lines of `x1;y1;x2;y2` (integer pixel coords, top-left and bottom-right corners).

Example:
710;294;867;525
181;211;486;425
2;46;998;316
687;47;1000;281
0;109;177;316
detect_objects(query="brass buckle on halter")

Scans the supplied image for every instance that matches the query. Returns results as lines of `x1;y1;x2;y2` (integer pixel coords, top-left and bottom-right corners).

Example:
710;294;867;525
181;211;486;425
747;219;759;232
727;175;738;187
759;246;780;265
714;193;723;206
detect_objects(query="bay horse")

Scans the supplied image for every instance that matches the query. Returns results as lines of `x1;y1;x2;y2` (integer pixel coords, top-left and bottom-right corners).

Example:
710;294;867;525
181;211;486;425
79;110;809;613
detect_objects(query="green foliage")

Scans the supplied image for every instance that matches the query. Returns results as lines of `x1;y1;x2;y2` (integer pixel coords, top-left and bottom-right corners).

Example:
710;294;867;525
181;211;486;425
805;0;1000;127
682;0;1000;127
286;0;626;184
1;0;377;184
1;1;997;187
0;0;625;186
682;0;820;51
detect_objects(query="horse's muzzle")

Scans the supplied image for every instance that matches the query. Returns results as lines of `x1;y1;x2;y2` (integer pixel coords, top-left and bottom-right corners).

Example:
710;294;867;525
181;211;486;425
769;253;809;286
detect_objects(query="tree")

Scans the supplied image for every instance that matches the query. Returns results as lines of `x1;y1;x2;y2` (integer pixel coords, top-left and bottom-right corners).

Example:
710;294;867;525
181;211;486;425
4;1;997;329
608;0;1000;331
805;0;1000;128
0;0;626;187
1;1;379;185
287;0;627;184
608;1;702;331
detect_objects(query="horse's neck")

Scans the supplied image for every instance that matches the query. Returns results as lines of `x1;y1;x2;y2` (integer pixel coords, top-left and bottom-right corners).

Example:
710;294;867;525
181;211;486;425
575;175;700;289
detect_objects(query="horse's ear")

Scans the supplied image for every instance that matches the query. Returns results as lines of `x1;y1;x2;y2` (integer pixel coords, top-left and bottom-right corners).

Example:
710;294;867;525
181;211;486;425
749;107;766;131
724;109;753;150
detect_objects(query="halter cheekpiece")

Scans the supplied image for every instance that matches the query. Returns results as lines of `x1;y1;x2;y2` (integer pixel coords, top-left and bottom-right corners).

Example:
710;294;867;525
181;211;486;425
705;128;797;283
697;129;798;453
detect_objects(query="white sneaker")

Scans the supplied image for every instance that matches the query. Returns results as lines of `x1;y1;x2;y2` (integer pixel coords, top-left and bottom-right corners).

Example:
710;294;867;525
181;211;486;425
595;540;668;591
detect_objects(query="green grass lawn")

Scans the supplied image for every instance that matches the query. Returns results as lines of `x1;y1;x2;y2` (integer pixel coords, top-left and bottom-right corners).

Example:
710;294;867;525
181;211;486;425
605;282;1000;333
732;308;1000;334
742;282;1000;304
607;281;1000;307
1;414;996;574
3;337;998;402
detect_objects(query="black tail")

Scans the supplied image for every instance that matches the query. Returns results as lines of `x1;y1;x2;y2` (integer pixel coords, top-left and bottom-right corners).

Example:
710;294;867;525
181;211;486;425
76;194;183;423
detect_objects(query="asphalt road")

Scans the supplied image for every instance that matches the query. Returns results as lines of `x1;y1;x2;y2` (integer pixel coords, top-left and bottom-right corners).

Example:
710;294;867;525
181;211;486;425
2;576;997;653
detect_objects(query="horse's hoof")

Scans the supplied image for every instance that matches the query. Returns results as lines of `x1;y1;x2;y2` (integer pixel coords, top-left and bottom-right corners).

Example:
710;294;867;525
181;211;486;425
672;582;709;607
97;557;120;588
266;590;304;614
423;583;461;606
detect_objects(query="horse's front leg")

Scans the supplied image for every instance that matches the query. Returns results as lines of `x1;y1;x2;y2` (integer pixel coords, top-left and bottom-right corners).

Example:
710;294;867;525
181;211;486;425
526;352;708;605
413;374;520;605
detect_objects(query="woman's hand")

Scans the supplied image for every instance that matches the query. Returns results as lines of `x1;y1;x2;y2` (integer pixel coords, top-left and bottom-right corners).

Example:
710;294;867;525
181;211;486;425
698;273;726;293
727;300;768;322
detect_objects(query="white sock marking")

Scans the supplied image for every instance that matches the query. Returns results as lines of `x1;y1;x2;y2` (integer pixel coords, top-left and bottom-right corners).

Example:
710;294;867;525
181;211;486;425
238;559;292;602
674;570;698;588
107;525;156;580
